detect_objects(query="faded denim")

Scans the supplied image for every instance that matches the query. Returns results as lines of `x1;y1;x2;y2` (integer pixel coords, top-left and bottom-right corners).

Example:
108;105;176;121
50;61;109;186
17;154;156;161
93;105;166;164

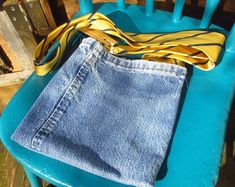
12;37;187;187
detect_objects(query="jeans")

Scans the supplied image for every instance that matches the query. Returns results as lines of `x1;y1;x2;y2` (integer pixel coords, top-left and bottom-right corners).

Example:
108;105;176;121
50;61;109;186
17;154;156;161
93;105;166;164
12;37;187;187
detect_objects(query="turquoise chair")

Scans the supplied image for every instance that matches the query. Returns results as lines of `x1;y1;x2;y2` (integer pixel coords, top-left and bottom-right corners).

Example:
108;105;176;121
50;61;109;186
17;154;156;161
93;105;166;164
1;0;235;186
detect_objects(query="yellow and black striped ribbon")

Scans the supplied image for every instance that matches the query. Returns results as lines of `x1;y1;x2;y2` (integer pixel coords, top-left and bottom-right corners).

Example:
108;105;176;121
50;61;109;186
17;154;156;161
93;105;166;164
33;12;225;76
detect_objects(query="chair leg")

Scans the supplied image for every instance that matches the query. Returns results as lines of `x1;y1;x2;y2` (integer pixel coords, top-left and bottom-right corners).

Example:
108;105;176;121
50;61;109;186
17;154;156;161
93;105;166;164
23;166;42;187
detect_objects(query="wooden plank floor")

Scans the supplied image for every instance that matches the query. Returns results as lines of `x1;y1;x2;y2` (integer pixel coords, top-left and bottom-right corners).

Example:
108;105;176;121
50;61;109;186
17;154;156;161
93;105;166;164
0;142;30;187
0;83;31;187
0;84;235;187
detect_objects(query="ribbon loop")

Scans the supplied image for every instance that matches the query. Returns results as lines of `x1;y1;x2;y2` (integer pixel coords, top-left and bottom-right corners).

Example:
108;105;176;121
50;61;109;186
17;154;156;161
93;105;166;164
34;13;225;76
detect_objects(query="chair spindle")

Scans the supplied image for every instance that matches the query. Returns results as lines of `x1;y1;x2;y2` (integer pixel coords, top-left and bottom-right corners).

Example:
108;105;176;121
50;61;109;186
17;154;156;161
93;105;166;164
145;0;154;16
172;0;185;23
226;23;235;52
78;0;93;15
200;0;220;28
117;0;125;10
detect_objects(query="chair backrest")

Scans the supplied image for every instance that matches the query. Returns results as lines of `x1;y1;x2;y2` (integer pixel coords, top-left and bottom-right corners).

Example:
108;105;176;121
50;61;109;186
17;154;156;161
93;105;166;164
78;0;219;26
77;0;235;53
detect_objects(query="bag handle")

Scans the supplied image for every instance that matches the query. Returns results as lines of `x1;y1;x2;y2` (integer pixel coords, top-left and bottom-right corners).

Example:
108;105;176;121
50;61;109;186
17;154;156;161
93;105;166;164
34;13;225;76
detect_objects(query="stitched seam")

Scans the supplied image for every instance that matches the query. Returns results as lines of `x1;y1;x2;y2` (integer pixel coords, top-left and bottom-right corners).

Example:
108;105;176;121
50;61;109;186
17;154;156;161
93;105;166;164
104;59;182;73
31;64;90;150
99;59;187;80
31;43;100;150
80;38;187;78
102;53;186;74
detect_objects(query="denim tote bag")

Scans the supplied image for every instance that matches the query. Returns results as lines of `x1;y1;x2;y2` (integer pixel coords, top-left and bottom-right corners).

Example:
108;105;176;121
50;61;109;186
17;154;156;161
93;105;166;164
12;37;187;187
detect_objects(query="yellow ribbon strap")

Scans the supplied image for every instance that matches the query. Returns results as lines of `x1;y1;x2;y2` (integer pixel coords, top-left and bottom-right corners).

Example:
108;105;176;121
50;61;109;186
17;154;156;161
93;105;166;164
33;12;225;76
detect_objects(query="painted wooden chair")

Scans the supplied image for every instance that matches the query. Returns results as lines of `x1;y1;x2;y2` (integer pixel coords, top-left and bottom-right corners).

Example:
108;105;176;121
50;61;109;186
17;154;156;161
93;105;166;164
0;0;235;186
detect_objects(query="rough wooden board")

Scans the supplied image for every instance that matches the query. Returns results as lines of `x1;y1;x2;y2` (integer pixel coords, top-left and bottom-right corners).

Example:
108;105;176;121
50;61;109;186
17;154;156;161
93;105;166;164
0;34;22;73
40;0;57;29
0;83;22;112
0;70;33;87
0;143;30;187
23;0;52;37
223;0;235;13
3;1;38;50
0;142;50;187
0;11;33;71
0;10;34;86
63;0;79;19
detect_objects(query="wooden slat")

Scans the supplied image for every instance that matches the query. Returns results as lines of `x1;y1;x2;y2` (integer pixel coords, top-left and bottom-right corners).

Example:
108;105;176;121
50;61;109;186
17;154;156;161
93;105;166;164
0;83;22;112
0;11;33;70
0;34;22;73
0;10;33;86
40;0;57;29
0;142;30;187
221;0;235;13
63;0;80;19
196;0;235;13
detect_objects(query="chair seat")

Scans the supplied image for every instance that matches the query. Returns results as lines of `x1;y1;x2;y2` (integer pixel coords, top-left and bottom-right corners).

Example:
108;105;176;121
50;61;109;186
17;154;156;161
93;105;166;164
1;3;235;187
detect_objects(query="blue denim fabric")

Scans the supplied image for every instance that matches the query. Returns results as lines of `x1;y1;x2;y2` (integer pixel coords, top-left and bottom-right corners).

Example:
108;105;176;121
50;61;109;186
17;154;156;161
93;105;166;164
12;37;187;187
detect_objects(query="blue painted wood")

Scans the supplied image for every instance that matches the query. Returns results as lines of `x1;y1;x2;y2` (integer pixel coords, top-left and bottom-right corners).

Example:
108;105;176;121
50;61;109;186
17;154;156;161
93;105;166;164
23;166;42;187
145;0;154;16
78;0;93;15
172;0;185;23
117;0;125;10
200;0;220;28
226;23;235;52
0;2;235;187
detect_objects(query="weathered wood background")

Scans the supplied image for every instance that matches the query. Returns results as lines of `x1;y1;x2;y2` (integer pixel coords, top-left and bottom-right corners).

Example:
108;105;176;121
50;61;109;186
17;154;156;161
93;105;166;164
0;11;33;86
